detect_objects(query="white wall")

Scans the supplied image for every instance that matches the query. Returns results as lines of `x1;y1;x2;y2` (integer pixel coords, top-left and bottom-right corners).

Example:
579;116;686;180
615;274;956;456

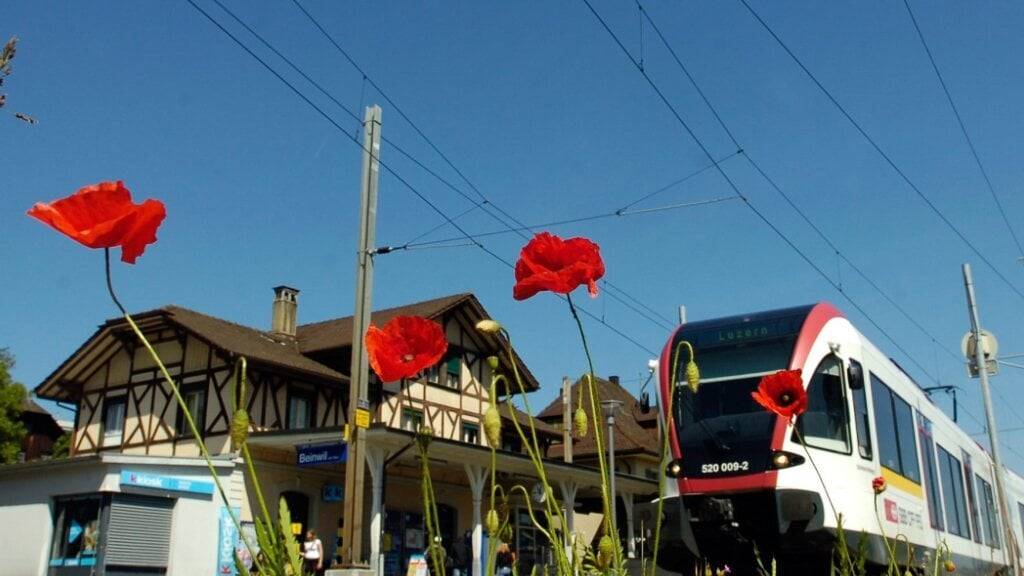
0;455;238;576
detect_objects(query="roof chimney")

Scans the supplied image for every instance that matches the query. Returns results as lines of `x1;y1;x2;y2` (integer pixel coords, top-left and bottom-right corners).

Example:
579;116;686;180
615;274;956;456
271;286;299;338
609;375;620;386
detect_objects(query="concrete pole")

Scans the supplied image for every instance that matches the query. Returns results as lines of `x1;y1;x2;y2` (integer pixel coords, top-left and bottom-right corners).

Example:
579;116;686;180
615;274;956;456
622;492;635;559
962;263;1019;574
559;481;578;564
366;447;387;576
465;465;487;576
342;105;382;569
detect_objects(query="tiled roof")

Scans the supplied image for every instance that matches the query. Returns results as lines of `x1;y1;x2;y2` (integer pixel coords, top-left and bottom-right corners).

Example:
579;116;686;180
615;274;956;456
497;401;561;438
158;306;345;382
539;374;659;458
296;293;472;353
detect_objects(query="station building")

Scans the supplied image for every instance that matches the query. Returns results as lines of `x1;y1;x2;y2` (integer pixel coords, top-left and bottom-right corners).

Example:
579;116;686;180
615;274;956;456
0;290;657;576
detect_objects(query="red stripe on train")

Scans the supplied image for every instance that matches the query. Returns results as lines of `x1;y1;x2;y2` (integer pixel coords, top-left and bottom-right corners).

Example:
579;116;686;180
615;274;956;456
662;302;844;494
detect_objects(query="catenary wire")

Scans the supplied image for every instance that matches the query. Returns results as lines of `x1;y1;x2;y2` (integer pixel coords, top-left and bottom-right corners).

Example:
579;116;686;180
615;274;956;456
287;0;681;330
207;0;680;336
183;0;660;356
736;0;1024;301
635;0;964;366
580;0;941;384
902;0;1024;260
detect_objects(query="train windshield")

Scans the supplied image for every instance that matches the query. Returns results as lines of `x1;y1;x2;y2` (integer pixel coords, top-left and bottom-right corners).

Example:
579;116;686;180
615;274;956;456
668;307;808;477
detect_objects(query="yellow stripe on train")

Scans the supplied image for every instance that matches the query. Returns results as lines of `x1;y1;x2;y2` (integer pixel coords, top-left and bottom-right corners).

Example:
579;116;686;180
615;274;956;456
881;467;923;499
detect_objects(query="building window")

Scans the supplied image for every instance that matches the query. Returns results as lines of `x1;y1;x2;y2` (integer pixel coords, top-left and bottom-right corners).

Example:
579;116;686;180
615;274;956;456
794;355;850;453
937;445;970;538
102;395;127;448
871;376;920;483
979;476;1001;548
175;384;207;437
287;388;316;430
501;433;522;453
917;414;944;531
49;495;103;568
402;408;424;433
461;422;479;444
849;360;872;459
445;356;461;389
424;365;440;385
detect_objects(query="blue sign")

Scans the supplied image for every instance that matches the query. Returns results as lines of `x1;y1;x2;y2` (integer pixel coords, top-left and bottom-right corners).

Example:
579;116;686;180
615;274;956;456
322;484;344;502
217;506;242;576
120;470;215;495
68;520;83;543
296;442;347;467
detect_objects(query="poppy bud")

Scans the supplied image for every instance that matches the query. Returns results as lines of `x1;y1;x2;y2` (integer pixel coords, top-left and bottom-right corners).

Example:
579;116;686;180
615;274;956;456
573;407;589;438
230;409;249;448
597;535;615;568
686;360;700;393
872;476;886;494
475;320;502;334
486;509;500;534
944;560;956;573
486;356;500;370
484;405;502;447
417;426;433;450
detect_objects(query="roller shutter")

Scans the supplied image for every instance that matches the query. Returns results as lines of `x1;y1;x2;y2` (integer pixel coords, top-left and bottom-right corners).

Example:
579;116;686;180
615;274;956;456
104;494;174;568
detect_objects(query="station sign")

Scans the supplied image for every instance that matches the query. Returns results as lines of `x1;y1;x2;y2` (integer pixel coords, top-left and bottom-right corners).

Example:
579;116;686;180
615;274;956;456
296;442;347;467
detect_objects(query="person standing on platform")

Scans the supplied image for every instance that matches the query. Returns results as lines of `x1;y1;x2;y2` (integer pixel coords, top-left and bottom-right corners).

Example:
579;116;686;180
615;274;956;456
303;529;325;576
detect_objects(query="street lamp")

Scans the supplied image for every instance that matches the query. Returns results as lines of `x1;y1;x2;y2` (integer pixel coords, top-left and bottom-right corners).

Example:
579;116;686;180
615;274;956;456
601;399;623;533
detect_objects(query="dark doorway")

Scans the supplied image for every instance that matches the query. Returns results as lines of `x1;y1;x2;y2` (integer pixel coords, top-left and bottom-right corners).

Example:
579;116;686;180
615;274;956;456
281;491;310;542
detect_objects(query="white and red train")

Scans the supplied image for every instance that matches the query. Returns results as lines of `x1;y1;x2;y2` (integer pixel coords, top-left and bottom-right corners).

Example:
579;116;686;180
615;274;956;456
654;303;1024;575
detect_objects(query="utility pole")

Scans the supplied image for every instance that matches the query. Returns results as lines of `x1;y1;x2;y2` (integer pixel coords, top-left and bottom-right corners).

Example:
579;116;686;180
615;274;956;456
341;105;382;571
962;263;1019;575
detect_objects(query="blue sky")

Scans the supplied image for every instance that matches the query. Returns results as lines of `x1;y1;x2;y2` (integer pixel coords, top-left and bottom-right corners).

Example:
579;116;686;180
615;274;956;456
4;1;1024;470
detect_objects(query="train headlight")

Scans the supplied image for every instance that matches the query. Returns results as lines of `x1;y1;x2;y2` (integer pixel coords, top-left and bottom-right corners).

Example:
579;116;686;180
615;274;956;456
666;460;683;477
770;450;805;470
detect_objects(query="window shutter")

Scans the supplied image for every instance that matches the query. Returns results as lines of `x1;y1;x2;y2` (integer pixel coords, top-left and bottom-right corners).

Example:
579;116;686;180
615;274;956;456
105;494;174;568
446;356;460;376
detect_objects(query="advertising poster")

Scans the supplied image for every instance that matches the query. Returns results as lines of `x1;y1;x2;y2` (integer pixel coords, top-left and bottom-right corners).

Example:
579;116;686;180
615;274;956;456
217;507;242;576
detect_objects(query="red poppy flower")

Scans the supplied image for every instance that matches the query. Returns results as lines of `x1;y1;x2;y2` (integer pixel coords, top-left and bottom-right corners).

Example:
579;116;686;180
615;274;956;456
365;316;448;382
872;476;887;494
513;232;605;301
751;369;807;421
27;181;166;264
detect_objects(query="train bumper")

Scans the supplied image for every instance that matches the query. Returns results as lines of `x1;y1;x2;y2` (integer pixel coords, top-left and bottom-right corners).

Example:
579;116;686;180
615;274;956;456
658;488;830;564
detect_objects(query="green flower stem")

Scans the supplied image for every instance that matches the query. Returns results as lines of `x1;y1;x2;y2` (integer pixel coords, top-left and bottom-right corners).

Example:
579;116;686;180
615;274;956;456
105;249;259;565
873;493;899;573
649;341;691;576
791;425;855;574
565;294;616;567
232;358;279;551
493;362;570;576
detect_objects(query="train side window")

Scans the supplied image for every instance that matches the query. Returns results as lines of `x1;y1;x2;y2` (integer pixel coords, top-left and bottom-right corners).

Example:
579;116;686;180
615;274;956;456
794;355;850;453
963;451;981;543
871;376;921;483
917;414;944;531
849;360;872;459
937;445;970;538
978;476;1001;549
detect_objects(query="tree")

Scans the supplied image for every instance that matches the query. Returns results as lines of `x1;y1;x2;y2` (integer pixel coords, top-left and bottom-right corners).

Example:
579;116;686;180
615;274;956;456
51;431;70;458
1;37;36;125
0;348;28;463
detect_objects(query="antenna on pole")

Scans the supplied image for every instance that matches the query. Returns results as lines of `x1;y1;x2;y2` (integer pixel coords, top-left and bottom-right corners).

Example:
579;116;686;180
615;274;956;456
678;305;686;325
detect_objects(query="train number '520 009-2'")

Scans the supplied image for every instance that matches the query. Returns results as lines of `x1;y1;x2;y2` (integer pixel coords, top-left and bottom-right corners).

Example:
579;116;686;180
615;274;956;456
700;461;750;474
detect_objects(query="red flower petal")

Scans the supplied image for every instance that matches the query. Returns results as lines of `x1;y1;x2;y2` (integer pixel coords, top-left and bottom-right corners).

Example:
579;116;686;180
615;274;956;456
27;181;166;264
365;316;448;383
513;232;605;301
751;369;807;421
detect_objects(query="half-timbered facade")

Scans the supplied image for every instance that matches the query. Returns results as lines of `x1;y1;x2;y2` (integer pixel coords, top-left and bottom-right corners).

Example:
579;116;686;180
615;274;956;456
3;290;656;576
